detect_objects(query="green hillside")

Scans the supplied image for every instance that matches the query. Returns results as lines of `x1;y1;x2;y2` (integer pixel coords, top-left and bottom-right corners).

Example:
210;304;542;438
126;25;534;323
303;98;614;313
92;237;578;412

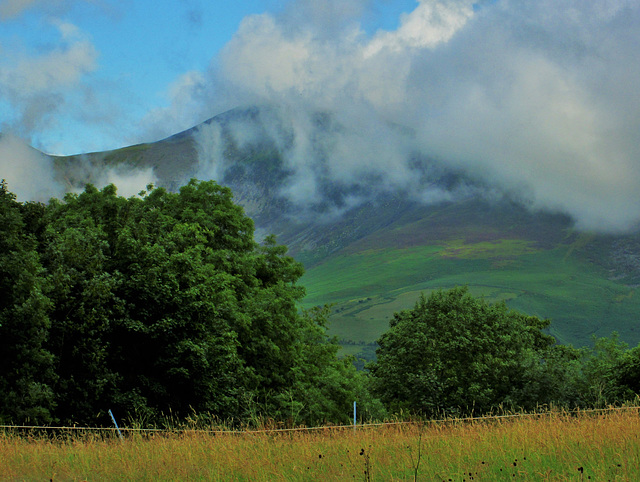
299;201;640;350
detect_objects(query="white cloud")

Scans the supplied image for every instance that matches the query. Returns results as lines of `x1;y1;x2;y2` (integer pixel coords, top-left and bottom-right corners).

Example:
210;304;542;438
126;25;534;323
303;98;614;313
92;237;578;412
102;166;158;198
146;0;640;232
216;2;473;111
408;0;640;231
139;70;208;143
0;18;98;136
0;132;157;202
4;22;97;94
364;0;474;56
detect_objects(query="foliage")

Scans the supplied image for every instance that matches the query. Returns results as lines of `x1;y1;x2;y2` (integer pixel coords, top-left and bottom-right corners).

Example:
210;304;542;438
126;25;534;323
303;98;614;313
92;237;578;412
0;180;56;424
265;305;386;425
3;178;640;426
369;287;640;417
576;333;631;406
368;286;575;416
615;347;640;398
0;179;368;426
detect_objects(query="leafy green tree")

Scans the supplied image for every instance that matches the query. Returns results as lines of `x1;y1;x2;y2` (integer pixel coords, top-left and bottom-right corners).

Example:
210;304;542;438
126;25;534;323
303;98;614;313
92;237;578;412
36;181;259;423
266;305;386;425
579;334;634;405
0;178;381;426
0;180;56;424
106;182;247;420
21;179;365;425
41;185;124;423
613;344;640;401
512;342;585;409
368;286;558;417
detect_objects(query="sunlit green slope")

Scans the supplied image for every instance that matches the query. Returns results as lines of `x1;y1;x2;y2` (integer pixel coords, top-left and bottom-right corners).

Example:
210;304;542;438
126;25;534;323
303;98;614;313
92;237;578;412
299;200;640;349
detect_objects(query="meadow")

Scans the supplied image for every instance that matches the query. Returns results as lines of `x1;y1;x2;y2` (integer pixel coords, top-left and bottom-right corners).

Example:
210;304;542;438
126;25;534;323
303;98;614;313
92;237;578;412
301;239;640;350
2;407;639;480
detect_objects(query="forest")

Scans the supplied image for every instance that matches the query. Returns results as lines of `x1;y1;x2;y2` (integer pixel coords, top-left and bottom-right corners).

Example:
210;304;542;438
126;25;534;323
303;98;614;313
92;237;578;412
1;178;639;427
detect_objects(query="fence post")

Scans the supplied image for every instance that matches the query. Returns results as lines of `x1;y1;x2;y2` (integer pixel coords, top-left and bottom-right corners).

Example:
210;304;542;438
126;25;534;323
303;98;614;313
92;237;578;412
353;401;357;431
109;409;124;441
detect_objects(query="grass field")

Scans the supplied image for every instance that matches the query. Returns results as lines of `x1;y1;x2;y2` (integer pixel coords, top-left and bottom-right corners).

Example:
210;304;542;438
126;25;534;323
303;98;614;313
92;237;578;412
2;407;639;480
300;238;640;348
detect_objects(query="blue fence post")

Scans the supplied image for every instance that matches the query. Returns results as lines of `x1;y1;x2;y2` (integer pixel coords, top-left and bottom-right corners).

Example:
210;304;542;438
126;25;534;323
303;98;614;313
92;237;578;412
353;401;357;431
109;409;124;441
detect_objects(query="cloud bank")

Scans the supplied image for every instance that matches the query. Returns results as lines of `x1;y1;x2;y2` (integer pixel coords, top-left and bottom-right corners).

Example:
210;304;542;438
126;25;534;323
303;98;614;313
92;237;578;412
3;0;639;231
0;0;132;156
152;0;640;233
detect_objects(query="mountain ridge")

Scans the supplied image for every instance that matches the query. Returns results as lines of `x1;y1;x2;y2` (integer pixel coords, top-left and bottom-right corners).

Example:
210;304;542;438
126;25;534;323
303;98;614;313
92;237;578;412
48;106;640;348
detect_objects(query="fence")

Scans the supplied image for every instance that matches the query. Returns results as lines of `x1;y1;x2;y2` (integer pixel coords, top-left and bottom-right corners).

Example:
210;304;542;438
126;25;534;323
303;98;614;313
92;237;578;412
0;405;637;437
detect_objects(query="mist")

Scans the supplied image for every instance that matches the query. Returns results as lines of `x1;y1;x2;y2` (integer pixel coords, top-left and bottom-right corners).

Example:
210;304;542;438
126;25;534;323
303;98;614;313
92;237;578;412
67;159;159;199
181;0;640;233
0;133;65;201
4;0;638;231
0;134;158;201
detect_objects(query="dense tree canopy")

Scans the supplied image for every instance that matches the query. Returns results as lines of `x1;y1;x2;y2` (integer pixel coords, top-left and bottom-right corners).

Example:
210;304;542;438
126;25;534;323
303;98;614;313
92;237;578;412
0;181;56;423
0;179;369;426
368;286;607;417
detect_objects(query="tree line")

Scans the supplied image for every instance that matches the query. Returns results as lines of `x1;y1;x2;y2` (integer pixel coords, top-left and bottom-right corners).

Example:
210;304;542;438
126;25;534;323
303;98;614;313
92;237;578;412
1;178;639;426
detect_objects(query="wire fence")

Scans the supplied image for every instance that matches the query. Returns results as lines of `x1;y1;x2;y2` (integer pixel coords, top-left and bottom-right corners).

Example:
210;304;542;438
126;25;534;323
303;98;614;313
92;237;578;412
1;405;637;437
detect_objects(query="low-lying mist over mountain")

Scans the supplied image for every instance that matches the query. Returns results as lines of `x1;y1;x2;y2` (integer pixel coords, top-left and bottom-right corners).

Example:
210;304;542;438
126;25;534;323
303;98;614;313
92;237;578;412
34;104;494;239
2;103;639;350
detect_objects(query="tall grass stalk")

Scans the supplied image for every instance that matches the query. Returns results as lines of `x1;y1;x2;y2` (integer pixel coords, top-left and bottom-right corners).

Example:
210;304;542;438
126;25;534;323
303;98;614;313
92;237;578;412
1;408;639;480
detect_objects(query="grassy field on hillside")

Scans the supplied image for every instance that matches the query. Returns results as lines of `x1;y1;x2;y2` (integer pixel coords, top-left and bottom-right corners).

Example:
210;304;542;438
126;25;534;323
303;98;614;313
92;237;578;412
300;239;640;348
2;408;639;480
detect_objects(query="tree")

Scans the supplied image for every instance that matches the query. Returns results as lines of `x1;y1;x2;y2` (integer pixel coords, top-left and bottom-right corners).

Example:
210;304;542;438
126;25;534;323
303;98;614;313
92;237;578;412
0;180;56;424
37;180;268;423
105;181;248;421
586;334;638;404
614;346;640;400
40;185;126;423
0;178;381;425
265;305;386;425
368;286;558;417
16;179;365;425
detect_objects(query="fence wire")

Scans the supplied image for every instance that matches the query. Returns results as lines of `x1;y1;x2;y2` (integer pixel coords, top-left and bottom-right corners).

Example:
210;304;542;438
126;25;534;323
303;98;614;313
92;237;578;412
0;405;637;436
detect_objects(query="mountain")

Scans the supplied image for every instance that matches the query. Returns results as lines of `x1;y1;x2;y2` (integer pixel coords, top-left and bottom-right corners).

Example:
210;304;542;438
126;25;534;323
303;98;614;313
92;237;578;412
51;107;640;351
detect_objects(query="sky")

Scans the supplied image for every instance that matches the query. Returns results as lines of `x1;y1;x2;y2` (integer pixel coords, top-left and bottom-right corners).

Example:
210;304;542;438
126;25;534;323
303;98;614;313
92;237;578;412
0;0;419;154
1;0;640;232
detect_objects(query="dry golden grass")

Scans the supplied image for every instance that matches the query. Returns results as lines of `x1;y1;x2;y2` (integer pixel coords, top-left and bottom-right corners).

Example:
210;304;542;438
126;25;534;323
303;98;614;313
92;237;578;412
2;408;639;480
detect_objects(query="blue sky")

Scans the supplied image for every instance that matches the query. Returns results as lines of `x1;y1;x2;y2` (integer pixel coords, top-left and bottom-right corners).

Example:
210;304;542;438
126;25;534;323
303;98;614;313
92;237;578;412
0;0;419;154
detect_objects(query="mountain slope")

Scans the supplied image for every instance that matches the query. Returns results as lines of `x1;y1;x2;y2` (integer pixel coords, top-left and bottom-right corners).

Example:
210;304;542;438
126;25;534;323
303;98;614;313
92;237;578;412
50;107;640;349
301;205;640;349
